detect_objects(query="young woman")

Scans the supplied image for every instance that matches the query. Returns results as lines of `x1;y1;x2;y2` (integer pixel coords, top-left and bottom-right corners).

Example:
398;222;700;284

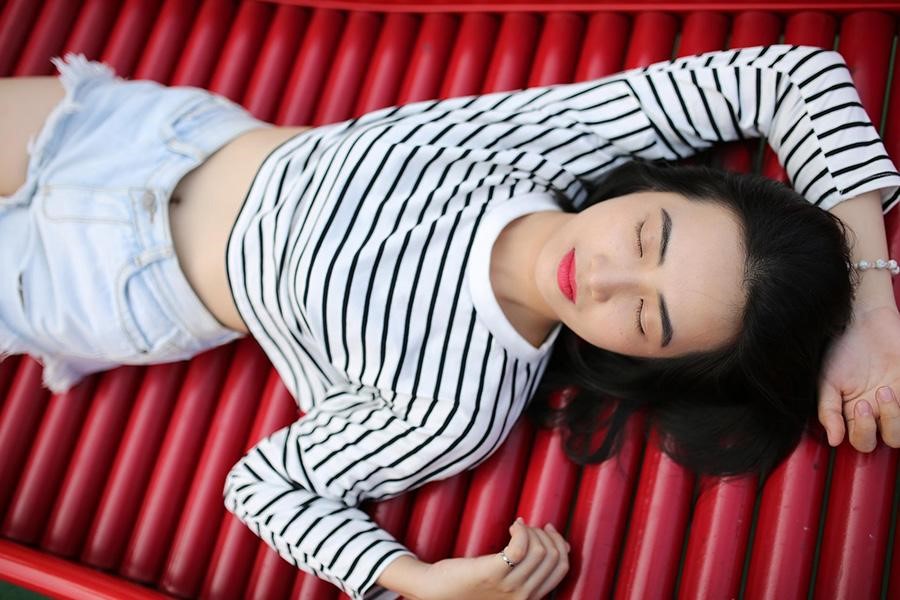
2;44;900;600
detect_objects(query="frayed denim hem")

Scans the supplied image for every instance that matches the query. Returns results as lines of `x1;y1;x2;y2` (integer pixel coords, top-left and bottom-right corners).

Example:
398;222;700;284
1;52;119;209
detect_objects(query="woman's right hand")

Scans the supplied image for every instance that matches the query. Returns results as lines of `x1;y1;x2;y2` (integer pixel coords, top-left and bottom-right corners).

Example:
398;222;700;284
418;518;571;600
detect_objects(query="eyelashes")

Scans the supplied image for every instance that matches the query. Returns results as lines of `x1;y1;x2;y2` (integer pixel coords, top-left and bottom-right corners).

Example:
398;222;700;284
635;298;644;334
634;219;645;335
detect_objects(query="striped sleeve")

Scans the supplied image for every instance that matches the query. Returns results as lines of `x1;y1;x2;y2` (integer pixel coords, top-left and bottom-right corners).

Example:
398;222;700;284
505;44;900;212
223;381;496;600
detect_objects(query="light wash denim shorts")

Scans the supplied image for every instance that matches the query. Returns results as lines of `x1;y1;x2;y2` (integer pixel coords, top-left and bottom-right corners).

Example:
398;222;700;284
0;53;272;393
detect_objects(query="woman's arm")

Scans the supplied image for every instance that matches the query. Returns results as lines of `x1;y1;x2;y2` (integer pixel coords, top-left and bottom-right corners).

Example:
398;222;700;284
819;191;900;451
223;383;570;600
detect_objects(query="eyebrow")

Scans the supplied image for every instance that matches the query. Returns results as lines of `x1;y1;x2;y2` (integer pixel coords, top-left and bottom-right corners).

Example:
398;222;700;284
658;208;673;347
659;293;673;347
658;208;672;266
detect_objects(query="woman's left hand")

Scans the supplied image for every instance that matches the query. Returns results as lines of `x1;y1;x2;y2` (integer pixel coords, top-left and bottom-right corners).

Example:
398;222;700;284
819;304;900;452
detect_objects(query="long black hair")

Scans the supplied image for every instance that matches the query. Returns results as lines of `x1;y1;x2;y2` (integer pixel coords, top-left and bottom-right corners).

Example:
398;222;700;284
527;159;856;482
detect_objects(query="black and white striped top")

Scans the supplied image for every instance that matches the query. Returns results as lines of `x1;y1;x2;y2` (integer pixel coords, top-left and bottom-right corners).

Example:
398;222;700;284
222;44;900;599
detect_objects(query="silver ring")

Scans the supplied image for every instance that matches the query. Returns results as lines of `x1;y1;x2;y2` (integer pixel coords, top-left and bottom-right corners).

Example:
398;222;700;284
500;550;516;568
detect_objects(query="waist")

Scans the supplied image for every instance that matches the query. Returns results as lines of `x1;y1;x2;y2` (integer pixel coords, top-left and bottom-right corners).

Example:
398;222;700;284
168;125;314;333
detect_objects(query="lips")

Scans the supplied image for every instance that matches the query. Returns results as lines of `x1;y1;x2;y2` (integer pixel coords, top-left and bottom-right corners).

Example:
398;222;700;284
557;249;576;302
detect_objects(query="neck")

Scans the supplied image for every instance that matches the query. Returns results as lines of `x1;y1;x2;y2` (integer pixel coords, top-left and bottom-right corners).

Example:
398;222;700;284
490;210;570;347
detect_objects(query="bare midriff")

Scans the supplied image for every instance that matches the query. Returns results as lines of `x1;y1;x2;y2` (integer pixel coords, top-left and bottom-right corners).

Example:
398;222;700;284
168;125;314;334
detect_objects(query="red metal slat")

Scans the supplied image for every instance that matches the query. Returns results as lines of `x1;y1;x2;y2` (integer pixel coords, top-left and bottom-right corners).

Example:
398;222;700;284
574;12;629;81
403;473;472;563
159;339;270;597
133;0;202;84
0;359;49;518
0;539;171;600
0;0;43;75
203;369;300;600
837;11;893;118
728;9;781;48
209;0;274;101
453;419;534;557
80;362;188;570
276;7;347;126
171;0;238;88
677;10;729;56
744;433;830;599
396;13;458;103
515;389;579;551
315;11;382;123
245;533;302;600
41;367;145;557
890;483;900;600
814;444;898;600
613;428;695;600
61;0;123;60
119;344;235;583
482;12;540;93
354;12;420;116
13;0;83;75
244;4;310;122
1;375;99;544
556;411;646;600
678;475;758;600
0;355;20;404
101;0;165;78
291;572;338;600
623;11;678;69
369;494;415;547
440;13;499;99
527;12;583;88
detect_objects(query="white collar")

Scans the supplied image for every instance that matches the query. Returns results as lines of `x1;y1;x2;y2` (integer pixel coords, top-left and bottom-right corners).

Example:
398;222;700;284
468;192;564;361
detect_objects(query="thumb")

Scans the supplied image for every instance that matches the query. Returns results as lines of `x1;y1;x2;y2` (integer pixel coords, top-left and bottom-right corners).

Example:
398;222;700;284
503;518;529;564
817;379;845;447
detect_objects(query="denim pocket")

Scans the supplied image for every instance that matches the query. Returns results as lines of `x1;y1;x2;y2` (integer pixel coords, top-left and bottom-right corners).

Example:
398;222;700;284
33;185;178;361
159;91;244;160
116;251;181;357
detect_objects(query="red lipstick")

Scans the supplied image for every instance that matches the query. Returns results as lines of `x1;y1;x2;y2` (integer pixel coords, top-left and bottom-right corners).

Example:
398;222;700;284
557;249;576;302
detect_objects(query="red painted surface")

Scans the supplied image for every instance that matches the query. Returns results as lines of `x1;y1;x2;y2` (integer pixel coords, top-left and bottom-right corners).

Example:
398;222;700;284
0;2;897;599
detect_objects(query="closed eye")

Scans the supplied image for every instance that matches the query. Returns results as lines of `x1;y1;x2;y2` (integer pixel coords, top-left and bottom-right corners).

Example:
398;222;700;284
635;298;644;335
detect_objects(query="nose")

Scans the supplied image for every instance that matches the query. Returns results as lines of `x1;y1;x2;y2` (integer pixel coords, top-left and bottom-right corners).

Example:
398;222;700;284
587;255;644;302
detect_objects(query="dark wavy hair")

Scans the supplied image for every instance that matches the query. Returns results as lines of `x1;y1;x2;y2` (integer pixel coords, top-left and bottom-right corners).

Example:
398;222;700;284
526;159;856;482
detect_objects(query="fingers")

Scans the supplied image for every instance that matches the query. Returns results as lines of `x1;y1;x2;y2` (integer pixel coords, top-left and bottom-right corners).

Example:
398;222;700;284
846;399;878;453
531;524;571;599
503;521;570;598
521;526;560;596
818;380;845;447
876;387;900;448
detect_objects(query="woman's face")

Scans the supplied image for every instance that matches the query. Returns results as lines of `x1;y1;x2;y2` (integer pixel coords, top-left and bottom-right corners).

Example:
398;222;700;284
535;190;746;358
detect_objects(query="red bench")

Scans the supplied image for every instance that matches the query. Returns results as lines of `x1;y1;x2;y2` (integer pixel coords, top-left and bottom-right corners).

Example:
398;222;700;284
1;1;898;598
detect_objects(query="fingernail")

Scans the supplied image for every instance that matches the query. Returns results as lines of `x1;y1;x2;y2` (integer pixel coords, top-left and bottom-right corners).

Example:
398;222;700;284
516;517;524;525
858;400;872;415
877;387;894;404
546;523;556;532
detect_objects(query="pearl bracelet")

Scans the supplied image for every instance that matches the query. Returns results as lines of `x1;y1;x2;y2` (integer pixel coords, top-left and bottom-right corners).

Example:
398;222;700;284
854;258;900;275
